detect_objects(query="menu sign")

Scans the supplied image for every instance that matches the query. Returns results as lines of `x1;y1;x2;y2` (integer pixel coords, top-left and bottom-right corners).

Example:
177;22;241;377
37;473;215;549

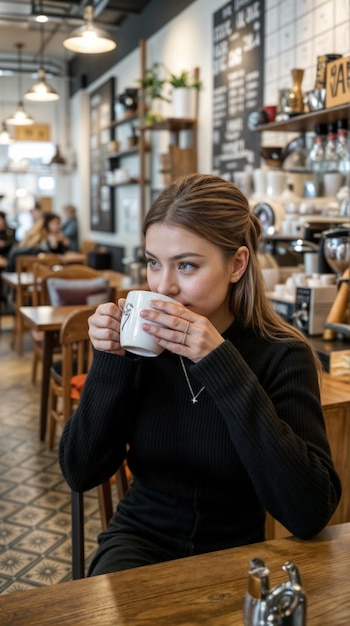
212;0;264;180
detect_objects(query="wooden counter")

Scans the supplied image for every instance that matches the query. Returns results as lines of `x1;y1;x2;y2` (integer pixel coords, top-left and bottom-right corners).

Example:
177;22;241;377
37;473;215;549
268;372;350;539
321;373;350;528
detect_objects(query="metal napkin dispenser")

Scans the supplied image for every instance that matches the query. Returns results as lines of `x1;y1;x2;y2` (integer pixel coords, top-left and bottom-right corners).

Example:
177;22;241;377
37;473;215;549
243;557;306;626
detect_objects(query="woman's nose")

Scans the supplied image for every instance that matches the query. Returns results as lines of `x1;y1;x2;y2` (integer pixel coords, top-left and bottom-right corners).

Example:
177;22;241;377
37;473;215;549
157;271;179;296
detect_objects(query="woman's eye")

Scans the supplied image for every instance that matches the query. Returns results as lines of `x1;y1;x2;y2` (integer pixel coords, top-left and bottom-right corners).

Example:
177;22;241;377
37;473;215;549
178;262;196;271
145;258;159;269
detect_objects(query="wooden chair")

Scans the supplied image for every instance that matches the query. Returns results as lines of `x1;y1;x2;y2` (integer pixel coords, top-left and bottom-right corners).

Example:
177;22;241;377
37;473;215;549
48;305;132;578
12;254;65;354
48;306;95;449
31;262;105;307
30;263;110;384
72;461;132;579
13;254;41;355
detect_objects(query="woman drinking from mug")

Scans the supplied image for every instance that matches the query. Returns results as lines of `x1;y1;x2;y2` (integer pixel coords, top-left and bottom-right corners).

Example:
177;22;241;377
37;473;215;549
59;173;341;575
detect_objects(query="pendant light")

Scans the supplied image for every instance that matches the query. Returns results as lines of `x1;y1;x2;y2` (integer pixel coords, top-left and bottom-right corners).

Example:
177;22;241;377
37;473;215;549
25;24;59;102
6;43;34;126
50;144;66;165
63;4;116;54
0;122;13;144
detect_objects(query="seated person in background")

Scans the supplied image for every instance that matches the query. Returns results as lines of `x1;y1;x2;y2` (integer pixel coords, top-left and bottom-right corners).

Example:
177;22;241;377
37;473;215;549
7;212;69;271
61;204;79;251
0;211;15;259
30;200;43;225
59;173;341;577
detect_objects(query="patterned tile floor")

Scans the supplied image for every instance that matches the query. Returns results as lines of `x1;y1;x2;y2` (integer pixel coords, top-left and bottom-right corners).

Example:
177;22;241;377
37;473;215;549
0;317;107;594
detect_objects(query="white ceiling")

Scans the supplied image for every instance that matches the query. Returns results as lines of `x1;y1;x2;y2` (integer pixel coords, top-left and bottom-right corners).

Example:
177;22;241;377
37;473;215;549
0;0;152;75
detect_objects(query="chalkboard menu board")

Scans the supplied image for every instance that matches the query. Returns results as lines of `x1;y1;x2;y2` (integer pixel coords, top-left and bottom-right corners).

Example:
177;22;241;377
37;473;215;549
212;0;264;180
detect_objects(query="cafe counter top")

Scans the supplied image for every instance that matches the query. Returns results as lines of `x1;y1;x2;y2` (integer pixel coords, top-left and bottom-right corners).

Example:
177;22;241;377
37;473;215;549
1;523;350;625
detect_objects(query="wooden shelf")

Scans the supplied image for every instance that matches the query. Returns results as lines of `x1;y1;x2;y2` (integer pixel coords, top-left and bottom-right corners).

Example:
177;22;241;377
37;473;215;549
103;113;139;130
255;103;349;133
108;145;150;159
108;147;139;159
108;179;150;187
140;118;196;132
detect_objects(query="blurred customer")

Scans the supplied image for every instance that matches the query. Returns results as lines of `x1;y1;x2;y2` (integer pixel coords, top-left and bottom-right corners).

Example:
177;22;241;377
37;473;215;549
7;212;69;271
14;199;42;242
0;211;15;259
61;204;79;251
30;200;43;225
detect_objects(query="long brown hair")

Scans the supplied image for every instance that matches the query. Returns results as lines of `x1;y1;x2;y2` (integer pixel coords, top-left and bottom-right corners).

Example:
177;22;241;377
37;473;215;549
143;173;321;369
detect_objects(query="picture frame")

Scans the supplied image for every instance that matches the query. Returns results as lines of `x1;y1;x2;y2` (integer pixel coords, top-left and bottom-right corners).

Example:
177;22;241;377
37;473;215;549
89;77;116;232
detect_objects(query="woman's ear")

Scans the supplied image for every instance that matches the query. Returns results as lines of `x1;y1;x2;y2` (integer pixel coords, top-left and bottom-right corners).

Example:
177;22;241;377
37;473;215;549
230;246;249;283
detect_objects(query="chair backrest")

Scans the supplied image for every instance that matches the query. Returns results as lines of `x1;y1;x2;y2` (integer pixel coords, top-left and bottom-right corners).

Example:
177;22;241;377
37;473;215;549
16;254;41;280
59;306;95;424
60;306;132;579
32;263;109;306
31;262;55;305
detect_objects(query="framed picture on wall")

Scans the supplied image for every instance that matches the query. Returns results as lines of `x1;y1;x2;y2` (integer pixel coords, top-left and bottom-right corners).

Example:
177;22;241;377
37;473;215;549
89;77;116;232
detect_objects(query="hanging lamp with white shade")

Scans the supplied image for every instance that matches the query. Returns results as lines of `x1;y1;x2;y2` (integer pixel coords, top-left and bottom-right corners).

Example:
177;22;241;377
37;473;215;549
0;122;13;145
6;43;34;126
63;4;116;54
25;24;59;102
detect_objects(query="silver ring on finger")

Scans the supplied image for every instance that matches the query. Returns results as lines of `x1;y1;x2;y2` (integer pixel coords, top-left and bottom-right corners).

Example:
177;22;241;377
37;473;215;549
181;321;190;345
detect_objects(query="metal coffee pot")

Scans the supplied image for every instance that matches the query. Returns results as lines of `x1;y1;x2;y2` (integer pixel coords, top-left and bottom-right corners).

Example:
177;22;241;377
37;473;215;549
243;558;306;626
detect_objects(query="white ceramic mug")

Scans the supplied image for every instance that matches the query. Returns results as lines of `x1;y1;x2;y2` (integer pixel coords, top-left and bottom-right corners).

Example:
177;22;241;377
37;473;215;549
120;290;176;357
266;170;287;198
253;168;267;196
323;172;343;198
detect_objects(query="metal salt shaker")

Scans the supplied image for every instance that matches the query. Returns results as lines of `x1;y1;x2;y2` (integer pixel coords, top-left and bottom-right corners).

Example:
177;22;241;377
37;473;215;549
243;558;307;626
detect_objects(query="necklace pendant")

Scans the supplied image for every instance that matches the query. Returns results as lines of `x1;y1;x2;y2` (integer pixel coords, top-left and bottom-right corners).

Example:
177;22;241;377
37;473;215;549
192;397;198;404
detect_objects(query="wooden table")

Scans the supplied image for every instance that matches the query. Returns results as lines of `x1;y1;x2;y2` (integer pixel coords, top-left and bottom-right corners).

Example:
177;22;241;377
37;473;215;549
1;522;350;625
20;304;92;441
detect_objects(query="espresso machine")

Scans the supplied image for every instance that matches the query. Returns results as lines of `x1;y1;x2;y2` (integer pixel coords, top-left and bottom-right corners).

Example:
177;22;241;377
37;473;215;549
294;226;350;338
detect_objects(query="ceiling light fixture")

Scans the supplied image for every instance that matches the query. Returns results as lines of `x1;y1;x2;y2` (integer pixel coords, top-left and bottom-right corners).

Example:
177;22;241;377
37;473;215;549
24;24;59;102
6;43;34;126
63;5;116;54
50;144;66;165
0;121;13;144
35;14;48;23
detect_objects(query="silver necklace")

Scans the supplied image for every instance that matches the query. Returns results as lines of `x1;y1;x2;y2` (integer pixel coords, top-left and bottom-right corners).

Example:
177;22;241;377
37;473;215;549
179;356;205;404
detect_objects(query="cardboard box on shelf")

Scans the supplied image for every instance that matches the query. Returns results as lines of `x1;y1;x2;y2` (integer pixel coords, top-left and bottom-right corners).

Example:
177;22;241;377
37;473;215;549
326;55;350;107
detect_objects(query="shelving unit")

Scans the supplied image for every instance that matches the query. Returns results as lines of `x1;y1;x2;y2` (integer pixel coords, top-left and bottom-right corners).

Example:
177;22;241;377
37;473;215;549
98;39;199;238
255;103;349;134
141;117;197;184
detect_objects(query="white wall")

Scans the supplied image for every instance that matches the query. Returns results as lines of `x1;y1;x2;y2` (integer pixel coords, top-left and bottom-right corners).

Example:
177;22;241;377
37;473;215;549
71;0;349;255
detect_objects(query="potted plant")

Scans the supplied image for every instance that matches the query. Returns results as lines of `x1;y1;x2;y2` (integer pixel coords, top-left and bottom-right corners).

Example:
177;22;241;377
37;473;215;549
167;69;202;118
167;70;202;90
138;62;170;124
